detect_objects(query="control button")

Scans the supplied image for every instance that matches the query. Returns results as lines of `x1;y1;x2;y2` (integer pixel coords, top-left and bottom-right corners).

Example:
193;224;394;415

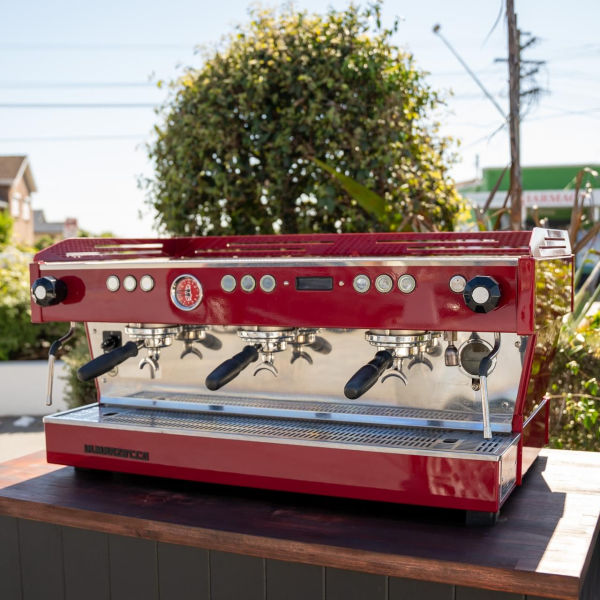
106;275;120;292
353;274;371;293
221;274;236;293
31;276;67;307
398;274;416;294
260;274;276;292
171;274;203;310
123;275;137;292
449;274;467;293
375;274;393;293
240;275;256;292
463;276;501;313
140;275;155;292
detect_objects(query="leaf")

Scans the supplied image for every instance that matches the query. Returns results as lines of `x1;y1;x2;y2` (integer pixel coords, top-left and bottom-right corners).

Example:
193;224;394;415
312;157;385;218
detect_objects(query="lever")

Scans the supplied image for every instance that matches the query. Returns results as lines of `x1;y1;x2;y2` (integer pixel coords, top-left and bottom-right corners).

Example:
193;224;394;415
478;332;501;440
344;350;393;400
205;345;260;391
77;341;141;382
139;353;160;378
46;322;76;406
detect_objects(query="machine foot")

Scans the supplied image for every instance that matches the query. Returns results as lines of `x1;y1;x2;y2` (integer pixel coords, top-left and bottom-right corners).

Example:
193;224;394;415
465;510;500;526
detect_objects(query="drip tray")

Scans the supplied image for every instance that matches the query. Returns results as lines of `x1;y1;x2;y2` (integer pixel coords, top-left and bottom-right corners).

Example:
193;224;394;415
45;404;518;461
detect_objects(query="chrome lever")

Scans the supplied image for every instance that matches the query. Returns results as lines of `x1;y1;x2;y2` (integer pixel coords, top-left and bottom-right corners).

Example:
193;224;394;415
478;332;501;440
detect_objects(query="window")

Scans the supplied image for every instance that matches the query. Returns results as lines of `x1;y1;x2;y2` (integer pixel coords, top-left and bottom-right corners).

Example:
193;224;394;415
22;197;31;221
10;193;21;218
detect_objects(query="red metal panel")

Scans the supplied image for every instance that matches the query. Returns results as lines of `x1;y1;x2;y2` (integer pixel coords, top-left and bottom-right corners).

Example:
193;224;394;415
45;423;501;512
35;264;520;331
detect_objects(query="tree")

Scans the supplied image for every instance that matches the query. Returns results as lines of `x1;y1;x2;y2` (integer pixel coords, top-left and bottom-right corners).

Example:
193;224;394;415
146;2;462;236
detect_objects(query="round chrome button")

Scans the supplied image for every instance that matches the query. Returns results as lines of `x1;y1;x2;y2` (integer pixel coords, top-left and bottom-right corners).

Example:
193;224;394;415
140;275;154;292
34;285;47;300
449;275;467;294
353;274;371;293
106;275;120;292
240;275;256;292
375;274;393;293
472;286;491;304
171;274;203;310
221;274;236;293
123;275;137;292
260;274;276;293
398;274;416;294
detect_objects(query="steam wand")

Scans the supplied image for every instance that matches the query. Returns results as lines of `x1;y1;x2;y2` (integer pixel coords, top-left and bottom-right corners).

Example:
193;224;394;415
478;332;501;439
46;322;76;406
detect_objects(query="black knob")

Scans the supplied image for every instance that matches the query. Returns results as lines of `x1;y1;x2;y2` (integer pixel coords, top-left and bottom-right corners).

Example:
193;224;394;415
31;276;67;307
463;276;501;314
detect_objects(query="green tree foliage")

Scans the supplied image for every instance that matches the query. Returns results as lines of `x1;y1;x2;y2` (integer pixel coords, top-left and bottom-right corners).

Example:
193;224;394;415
0;246;68;360
0;212;13;245
146;3;462;235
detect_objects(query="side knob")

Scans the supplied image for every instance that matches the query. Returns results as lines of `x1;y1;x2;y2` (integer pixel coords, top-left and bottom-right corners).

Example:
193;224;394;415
463;276;501;314
31;276;67;307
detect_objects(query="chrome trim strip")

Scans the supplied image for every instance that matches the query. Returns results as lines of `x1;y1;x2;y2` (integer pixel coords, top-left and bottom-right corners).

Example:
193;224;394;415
39;256;519;271
100;395;513;433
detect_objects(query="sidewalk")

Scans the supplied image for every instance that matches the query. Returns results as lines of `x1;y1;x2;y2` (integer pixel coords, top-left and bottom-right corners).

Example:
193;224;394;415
0;416;45;462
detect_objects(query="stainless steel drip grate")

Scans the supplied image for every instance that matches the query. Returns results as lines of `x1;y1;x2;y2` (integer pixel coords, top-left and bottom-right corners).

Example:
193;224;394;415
47;405;516;459
125;391;513;423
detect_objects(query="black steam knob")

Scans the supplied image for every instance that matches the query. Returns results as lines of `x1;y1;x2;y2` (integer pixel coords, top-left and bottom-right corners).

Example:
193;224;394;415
463;276;501;314
31;276;67;307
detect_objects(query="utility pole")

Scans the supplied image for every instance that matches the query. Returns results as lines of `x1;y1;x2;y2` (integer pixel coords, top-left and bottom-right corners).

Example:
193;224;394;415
506;0;522;230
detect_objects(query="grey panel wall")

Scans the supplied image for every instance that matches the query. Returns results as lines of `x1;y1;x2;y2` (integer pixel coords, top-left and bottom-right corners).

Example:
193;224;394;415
0;517;596;600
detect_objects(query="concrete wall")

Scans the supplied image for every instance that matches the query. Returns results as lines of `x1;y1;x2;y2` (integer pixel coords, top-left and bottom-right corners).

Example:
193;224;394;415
0;360;70;416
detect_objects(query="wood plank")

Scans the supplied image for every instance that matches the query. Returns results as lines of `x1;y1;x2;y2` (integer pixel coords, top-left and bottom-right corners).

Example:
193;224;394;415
0;515;22;600
0;450;597;600
62;527;110;600
157;543;210;600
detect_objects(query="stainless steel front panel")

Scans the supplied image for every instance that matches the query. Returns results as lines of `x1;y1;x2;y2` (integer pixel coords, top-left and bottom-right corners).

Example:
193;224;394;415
87;325;526;432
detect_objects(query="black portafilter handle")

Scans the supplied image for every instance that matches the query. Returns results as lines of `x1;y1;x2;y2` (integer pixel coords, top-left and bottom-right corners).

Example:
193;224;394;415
198;332;223;351
308;336;332;355
77;341;140;382
344;350;394;400
205;345;260;391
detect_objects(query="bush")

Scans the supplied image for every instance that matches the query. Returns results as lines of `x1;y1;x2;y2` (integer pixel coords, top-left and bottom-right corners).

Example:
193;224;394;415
549;309;600;451
60;323;97;409
0;246;69;360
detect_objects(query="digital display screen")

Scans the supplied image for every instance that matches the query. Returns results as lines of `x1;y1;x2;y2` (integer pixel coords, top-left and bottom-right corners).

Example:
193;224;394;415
295;277;334;291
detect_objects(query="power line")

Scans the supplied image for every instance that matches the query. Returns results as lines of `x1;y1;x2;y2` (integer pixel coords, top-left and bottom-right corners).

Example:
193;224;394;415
0;81;157;89
0;42;192;50
0;134;146;143
0;103;157;109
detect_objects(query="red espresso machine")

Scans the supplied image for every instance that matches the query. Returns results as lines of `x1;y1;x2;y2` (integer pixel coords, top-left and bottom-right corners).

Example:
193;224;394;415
30;228;572;521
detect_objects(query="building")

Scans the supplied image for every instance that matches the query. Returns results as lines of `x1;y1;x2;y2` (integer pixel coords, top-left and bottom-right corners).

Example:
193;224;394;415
458;164;600;228
33;211;78;244
0;155;37;246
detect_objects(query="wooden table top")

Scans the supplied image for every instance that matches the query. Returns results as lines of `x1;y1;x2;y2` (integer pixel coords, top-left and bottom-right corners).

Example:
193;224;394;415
0;449;598;600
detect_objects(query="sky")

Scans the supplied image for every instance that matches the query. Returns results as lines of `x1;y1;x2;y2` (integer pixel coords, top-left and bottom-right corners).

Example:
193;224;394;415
1;0;599;237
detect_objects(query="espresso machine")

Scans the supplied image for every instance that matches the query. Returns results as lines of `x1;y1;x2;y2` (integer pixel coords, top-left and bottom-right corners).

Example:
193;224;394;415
30;228;572;521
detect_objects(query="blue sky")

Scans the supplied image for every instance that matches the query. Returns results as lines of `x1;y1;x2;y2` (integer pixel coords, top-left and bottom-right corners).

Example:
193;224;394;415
1;0;598;236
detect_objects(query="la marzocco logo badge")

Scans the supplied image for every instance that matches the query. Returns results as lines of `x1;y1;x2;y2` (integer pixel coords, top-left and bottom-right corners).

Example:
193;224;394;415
84;444;149;461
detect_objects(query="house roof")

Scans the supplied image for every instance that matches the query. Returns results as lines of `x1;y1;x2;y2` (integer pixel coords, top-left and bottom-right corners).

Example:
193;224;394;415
0;155;38;192
33;210;65;234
